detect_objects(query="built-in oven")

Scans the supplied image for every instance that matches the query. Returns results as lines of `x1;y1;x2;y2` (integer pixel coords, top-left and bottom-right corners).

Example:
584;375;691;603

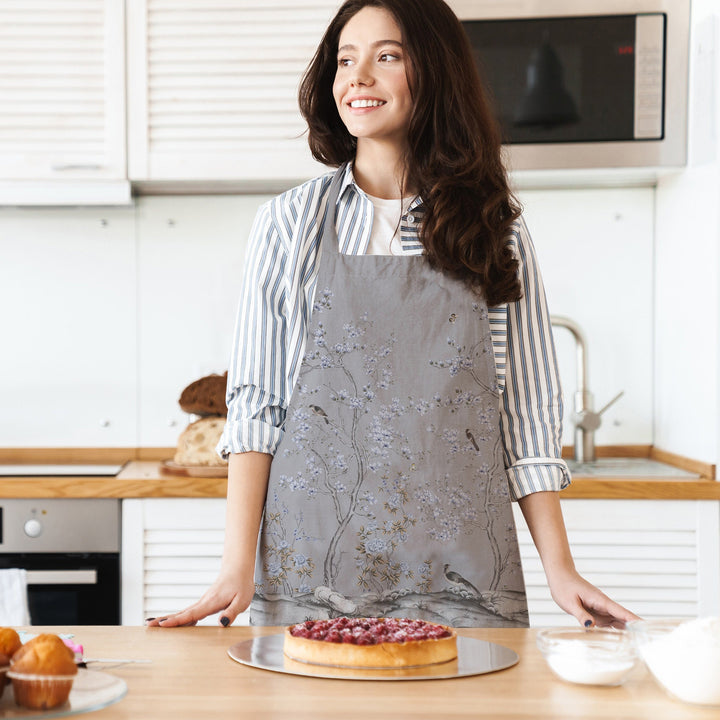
0;499;120;625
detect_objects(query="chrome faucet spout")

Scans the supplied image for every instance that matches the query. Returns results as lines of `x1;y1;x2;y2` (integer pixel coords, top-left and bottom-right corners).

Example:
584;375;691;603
550;315;595;463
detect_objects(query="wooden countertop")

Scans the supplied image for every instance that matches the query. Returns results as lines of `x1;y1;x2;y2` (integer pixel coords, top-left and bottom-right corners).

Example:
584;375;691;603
5;625;717;720
0;446;718;499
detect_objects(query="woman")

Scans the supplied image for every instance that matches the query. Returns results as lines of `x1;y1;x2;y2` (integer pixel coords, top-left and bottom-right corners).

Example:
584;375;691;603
150;0;637;629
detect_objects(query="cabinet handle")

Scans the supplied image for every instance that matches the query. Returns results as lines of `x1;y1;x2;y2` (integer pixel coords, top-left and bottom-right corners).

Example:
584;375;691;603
51;164;104;172
25;569;97;585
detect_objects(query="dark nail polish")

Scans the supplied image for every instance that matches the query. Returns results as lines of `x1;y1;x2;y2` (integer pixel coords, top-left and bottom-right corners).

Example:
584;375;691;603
584;619;593;628
220;616;230;627
145;617;156;622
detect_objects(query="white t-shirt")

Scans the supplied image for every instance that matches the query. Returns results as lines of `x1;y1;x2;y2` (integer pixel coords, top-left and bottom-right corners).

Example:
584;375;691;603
365;193;413;255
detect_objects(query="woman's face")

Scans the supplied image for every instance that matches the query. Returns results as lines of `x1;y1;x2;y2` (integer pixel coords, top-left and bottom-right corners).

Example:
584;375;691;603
332;6;413;151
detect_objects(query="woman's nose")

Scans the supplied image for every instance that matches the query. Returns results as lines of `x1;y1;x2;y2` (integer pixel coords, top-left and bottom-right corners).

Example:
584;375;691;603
350;62;373;87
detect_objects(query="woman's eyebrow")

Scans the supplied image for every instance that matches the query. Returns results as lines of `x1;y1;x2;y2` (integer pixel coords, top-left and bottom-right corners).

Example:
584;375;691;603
337;39;403;54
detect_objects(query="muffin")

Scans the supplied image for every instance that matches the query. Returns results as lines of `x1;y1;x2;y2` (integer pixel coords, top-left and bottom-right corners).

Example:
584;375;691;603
0;627;22;658
0;652;10;689
0;628;22;688
8;634;78;709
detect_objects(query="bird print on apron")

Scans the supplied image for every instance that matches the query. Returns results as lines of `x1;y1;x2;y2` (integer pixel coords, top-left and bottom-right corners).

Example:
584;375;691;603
251;168;528;628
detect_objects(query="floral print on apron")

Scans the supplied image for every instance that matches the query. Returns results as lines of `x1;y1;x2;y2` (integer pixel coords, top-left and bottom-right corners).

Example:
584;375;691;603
250;168;528;628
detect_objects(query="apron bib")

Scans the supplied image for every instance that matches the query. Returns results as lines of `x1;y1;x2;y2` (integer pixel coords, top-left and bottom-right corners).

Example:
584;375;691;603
251;168;528;628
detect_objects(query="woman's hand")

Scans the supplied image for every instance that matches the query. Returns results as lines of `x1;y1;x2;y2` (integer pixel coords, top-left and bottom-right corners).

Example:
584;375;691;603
547;568;640;628
145;565;255;628
146;452;272;628
517;490;641;628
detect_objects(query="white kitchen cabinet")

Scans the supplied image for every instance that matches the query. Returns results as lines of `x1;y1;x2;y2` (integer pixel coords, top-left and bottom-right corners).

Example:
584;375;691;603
126;0;337;189
514;499;720;626
0;0;129;204
122;498;720;627
121;498;246;626
0;205;137;446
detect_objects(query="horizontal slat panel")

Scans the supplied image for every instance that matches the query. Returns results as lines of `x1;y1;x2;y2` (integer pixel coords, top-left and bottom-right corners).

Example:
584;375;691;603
145;529;225;543
523;571;697;588
150;100;297;115
520;557;697;574
521;544;697;560
518;530;697;546
145;556;222;571
145;544;225;556
145;571;220;584
0;1;99;8
0;39;103;51
0;0;109;165
150;0;336;9
144;0;337;154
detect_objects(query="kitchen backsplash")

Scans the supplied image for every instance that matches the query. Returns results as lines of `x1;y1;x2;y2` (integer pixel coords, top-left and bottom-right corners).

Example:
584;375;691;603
0;186;653;449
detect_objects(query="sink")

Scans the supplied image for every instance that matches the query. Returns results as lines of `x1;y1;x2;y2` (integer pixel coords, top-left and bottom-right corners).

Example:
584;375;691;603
566;458;701;479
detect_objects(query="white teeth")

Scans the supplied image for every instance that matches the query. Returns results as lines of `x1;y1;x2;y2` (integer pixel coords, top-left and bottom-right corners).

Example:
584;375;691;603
349;99;385;108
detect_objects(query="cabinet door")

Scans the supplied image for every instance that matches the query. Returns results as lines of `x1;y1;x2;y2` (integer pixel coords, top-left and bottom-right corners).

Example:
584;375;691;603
513;499;720;626
122;499;244;626
0;0;128;202
126;0;337;187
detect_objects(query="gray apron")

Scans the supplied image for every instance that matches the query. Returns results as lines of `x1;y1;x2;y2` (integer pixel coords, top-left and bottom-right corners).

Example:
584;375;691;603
250;168;528;628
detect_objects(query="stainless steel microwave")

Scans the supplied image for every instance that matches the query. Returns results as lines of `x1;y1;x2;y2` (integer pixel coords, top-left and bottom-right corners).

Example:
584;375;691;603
449;0;690;172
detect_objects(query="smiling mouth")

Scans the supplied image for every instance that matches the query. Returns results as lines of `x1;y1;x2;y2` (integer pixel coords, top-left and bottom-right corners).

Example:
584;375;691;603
349;99;386;108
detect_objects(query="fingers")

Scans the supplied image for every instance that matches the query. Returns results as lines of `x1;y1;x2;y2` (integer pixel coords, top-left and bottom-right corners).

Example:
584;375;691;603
145;597;221;628
145;588;252;629
577;590;641;629
216;593;252;628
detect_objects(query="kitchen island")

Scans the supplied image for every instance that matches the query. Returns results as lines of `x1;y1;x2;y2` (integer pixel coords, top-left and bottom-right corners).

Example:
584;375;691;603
6;626;717;719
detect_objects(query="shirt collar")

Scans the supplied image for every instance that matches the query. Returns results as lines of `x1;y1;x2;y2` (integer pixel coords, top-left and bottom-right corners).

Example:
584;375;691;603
336;161;424;212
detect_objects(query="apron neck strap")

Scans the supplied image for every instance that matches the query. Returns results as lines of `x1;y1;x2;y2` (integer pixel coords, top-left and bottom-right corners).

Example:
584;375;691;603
321;165;348;257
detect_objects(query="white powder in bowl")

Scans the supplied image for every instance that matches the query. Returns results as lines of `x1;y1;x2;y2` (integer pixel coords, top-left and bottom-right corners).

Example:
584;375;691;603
639;617;720;706
546;644;636;686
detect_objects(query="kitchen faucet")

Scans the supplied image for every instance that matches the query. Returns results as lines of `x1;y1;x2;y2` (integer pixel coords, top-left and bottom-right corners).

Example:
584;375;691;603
550;316;623;463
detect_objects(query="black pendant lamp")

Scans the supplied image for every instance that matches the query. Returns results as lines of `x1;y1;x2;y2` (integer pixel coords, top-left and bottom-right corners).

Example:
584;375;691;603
514;41;580;127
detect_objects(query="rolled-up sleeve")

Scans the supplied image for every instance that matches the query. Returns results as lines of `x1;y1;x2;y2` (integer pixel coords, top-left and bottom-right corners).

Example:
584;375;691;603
218;201;290;457
499;218;571;500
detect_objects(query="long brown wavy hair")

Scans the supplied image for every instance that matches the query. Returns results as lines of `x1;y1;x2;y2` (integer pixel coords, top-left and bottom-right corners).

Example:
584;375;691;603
298;0;522;306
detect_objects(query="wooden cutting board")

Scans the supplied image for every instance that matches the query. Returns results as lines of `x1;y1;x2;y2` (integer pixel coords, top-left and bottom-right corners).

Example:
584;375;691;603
160;460;228;478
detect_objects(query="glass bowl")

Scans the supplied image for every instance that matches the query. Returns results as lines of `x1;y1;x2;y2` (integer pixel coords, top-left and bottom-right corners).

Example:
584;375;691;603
536;627;637;686
627;617;720;707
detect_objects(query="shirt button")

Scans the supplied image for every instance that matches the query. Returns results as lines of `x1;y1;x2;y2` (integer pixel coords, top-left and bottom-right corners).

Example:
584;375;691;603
407;214;415;224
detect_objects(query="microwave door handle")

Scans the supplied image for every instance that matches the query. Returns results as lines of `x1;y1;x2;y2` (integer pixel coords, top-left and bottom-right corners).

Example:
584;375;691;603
25;570;98;585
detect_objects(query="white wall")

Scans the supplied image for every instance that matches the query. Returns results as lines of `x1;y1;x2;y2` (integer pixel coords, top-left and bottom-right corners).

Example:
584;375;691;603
654;3;720;466
1;187;655;450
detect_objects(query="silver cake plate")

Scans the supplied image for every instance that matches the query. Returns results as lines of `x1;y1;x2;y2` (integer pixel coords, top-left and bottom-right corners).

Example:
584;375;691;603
228;634;518;681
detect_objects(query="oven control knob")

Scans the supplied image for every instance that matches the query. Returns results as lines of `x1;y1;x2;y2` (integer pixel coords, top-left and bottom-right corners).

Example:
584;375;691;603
24;518;43;538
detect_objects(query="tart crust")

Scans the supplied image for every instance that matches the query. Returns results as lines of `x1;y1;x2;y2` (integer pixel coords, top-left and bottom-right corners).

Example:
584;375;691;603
283;618;458;669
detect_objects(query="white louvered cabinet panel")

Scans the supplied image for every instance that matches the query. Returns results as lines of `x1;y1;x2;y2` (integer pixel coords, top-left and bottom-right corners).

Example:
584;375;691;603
513;499;720;627
127;0;338;186
0;0;127;199
121;498;249;626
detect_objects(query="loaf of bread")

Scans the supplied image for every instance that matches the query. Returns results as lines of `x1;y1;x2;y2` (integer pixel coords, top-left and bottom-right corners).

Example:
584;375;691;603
178;372;228;416
173;417;228;467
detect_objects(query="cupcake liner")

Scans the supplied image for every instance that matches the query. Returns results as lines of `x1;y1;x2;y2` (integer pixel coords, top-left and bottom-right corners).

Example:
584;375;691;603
6;671;77;710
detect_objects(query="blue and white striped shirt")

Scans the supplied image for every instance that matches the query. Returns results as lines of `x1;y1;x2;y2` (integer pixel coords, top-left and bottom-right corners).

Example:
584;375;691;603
219;163;571;500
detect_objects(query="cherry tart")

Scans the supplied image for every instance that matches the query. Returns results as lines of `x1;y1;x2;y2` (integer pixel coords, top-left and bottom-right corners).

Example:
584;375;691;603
283;617;458;668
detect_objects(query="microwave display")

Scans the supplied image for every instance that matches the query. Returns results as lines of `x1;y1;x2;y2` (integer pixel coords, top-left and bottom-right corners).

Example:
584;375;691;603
462;14;665;145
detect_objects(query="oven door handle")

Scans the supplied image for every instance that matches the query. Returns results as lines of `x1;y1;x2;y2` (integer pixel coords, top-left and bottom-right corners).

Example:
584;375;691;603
25;569;97;585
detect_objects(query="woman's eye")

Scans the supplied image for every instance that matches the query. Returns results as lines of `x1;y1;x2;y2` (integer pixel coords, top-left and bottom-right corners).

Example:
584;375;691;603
338;57;353;67
379;52;400;62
